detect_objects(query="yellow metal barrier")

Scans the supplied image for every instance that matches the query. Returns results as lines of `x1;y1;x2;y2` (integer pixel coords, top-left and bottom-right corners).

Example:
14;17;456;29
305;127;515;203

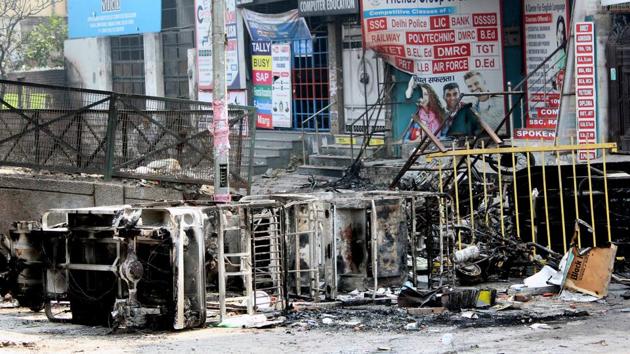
426;142;617;254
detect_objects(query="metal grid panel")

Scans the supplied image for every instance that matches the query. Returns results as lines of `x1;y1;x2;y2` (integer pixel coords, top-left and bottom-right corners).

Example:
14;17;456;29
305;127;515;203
0;81;112;174
0;80;252;187
292;36;330;131
162;29;195;99
111;35;145;95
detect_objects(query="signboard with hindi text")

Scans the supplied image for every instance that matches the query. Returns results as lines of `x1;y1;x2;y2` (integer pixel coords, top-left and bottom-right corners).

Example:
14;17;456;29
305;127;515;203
520;0;569;140
361;0;506;135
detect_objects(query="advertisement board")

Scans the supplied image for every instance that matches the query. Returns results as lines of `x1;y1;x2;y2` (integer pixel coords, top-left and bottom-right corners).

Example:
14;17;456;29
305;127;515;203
243;9;312;129
521;0;569;138
298;0;359;17
361;0;506;135
271;43;292;128
195;0;246;90
252;42;273;129
241;9;311;42
68;0;161;38
574;22;597;161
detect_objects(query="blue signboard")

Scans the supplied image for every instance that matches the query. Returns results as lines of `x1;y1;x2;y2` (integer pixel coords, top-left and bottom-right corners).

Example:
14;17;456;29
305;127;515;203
68;0;161;39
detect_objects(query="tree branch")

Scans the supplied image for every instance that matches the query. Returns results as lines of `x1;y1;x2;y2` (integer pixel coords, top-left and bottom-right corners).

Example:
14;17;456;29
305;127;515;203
0;0;55;77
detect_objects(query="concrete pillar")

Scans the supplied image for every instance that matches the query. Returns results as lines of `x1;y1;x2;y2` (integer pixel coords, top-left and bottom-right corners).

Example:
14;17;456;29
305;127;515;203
593;10;611;144
64;37;112;90
327;20;345;135
144;33;165;97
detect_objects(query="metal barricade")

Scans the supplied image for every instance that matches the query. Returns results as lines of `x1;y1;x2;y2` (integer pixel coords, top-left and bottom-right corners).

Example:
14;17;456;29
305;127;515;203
425;142;618;255
0;79;255;187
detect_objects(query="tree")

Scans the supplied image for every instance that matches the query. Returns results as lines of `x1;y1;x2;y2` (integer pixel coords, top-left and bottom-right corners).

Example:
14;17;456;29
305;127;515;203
0;0;56;78
21;15;66;69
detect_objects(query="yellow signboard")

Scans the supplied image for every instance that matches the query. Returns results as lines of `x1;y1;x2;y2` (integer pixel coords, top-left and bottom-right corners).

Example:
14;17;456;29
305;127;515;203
335;135;384;146
252;55;272;71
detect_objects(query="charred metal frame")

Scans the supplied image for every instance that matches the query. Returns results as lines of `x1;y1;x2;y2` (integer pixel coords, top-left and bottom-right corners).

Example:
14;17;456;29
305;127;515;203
0;190;460;329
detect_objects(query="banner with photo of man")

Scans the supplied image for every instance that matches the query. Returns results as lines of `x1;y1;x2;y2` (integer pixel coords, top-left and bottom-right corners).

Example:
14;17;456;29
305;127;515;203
361;0;506;136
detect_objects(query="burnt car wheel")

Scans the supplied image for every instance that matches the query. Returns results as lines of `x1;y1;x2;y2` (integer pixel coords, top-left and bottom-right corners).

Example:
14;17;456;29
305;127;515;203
456;264;483;285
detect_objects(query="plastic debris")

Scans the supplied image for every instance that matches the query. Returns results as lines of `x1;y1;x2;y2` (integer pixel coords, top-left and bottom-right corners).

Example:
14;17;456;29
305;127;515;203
530;323;552;330
218;314;285;328
405;322;418;330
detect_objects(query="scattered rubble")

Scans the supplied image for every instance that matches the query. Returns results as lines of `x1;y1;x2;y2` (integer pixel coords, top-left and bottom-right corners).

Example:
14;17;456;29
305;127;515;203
0;177;626;334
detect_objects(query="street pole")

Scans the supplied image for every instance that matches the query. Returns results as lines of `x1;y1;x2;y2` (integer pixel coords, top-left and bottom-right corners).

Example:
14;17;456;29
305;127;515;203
212;0;230;202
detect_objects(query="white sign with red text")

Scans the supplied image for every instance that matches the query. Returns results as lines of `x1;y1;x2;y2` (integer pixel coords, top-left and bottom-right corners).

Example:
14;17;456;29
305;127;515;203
271;43;292;128
195;0;246;90
361;0;506;134
574;21;597;161
362;1;504;76
523;0;568;131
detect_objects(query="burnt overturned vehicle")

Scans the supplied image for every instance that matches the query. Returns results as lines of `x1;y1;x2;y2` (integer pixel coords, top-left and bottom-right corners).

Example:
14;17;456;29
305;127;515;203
0;192;423;330
0;205;210;329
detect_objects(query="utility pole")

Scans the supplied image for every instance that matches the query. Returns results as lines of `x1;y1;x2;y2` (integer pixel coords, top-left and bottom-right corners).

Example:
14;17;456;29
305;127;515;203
212;0;230;202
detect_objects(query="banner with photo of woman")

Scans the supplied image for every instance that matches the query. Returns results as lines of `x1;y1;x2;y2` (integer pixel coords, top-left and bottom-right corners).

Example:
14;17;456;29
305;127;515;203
521;0;569;137
361;0;506;137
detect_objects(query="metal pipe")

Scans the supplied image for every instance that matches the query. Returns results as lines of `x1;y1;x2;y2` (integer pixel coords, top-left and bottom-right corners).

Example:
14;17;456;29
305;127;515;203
507;82;514;128
465;141;475;237
602;149;612;243
540;145;552;249
218;212;227;320
452;150;462;250
497;152;505;238
585;153;597;247
570;138;581;248
371;199;378;301
481;141;489;227
247;110;256;195
511;150;522;239
175;218;186;329
526;152;536;254
556;150;568;253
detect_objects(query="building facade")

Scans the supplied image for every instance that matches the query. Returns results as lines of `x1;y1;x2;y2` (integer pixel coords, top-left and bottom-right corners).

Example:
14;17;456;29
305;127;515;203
61;0;630;155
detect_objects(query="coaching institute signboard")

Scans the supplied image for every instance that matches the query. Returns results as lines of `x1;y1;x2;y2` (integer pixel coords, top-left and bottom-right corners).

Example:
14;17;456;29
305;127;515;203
68;0;161;38
522;0;569;137
298;0;359;17
195;0;246;91
242;9;311;129
574;22;597;161
361;0;506;134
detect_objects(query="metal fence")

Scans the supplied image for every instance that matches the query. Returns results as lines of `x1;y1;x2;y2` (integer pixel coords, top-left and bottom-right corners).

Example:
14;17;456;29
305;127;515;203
424;142;619;255
0;79;254;187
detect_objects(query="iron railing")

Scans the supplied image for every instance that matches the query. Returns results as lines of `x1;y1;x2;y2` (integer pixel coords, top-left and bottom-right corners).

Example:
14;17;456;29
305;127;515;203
424;142;619;254
0;79;255;187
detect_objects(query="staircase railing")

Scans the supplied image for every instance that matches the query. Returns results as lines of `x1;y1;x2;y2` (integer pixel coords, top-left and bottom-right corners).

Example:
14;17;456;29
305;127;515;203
300;101;336;165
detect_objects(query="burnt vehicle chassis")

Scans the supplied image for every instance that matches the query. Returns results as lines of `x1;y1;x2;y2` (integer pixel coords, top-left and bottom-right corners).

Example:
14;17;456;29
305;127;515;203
0;191;456;330
0;205;210;329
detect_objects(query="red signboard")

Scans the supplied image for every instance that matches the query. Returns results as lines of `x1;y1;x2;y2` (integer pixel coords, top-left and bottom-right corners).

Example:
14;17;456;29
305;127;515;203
574;21;597;161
